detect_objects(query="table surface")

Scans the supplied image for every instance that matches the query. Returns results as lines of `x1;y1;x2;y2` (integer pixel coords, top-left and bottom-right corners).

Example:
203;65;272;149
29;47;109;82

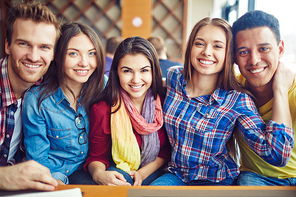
55;185;296;197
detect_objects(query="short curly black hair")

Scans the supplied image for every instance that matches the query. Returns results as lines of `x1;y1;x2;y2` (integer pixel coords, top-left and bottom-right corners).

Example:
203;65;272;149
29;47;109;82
232;10;281;44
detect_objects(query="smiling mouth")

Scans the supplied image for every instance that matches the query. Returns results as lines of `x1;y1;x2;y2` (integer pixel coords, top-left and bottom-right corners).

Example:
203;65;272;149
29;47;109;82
130;85;144;89
249;67;265;74
23;63;41;68
199;59;214;65
74;69;88;74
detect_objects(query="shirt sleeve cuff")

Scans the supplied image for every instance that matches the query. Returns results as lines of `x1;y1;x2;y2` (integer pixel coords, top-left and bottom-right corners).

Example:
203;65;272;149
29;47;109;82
52;172;69;184
266;120;294;138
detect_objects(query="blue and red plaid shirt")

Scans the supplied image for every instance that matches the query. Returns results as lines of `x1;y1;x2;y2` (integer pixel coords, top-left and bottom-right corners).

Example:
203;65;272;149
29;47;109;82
0;57;41;166
164;66;294;183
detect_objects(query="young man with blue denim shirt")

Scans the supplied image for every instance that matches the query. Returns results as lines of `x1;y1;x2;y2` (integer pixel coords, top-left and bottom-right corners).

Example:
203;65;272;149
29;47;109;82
0;1;60;190
232;10;296;186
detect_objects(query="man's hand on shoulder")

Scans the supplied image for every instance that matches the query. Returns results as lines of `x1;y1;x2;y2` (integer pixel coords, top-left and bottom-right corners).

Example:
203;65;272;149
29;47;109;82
273;61;296;93
0;160;58;191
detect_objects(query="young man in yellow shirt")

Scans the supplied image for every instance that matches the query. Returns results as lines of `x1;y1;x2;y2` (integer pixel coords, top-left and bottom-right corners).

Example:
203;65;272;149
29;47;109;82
232;10;296;186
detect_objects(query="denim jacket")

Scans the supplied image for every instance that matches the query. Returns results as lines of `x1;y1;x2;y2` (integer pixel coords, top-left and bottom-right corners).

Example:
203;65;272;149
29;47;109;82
22;86;89;184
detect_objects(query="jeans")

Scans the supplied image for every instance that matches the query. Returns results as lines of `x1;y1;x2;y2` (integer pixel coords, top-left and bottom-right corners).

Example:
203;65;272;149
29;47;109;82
150;173;237;186
237;171;296;186
68;168;97;185
107;164;166;185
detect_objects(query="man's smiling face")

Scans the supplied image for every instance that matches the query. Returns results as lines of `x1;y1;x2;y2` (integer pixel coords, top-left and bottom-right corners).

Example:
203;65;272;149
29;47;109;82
235;26;284;88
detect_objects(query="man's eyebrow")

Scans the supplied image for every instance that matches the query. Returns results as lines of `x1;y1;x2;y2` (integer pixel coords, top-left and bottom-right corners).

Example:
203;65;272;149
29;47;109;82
236;46;247;51
42;43;54;48
15;39;28;43
15;39;54;47
258;43;271;46
236;43;271;52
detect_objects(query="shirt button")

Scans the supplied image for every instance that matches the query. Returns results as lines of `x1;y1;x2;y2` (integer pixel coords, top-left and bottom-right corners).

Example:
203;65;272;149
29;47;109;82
11;111;14;115
6;134;9;138
81;151;84;154
56;136;59;138
66;170;69;173
3;154;7;158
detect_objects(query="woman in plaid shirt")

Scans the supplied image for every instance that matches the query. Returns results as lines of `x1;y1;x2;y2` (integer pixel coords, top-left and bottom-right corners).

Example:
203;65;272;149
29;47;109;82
150;17;294;186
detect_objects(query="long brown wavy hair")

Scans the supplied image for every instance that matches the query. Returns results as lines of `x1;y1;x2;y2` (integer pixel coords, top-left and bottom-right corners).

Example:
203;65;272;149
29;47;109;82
38;21;105;117
183;17;253;161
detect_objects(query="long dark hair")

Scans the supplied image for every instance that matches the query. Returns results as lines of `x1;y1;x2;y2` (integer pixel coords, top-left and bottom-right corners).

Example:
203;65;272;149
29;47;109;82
93;36;165;112
38;21;105;117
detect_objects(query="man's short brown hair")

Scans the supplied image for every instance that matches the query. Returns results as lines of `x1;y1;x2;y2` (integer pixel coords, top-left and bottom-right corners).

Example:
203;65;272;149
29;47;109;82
6;1;60;45
105;36;123;55
147;36;165;56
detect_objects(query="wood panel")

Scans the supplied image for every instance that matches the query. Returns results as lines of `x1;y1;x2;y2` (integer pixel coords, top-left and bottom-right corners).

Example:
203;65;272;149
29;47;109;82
121;0;152;38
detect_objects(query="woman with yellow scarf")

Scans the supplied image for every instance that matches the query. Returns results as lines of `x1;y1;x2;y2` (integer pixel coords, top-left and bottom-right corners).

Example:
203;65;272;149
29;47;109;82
84;36;171;186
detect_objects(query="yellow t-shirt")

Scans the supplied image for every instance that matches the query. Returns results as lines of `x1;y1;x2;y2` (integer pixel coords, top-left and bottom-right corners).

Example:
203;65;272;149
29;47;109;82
237;74;296;179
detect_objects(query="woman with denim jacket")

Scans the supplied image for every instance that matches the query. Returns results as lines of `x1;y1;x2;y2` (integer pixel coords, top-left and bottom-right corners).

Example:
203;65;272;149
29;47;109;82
22;21;106;185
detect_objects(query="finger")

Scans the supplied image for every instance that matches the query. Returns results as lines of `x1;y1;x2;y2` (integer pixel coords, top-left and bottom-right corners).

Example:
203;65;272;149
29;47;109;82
128;171;135;176
133;176;141;186
25;181;56;191
111;179;131;186
113;172;127;182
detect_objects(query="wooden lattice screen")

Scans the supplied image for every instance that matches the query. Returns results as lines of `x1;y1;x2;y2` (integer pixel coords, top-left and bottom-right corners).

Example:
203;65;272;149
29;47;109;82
152;0;187;61
2;0;187;60
36;0;122;45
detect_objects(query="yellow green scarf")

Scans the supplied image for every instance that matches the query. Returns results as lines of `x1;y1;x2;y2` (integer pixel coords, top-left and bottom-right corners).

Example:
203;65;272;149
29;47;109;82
110;89;163;172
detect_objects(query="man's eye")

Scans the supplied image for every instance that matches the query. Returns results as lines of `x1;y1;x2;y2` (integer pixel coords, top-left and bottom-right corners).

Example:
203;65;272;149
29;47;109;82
41;46;50;50
19;43;28;46
239;50;248;56
260;47;269;52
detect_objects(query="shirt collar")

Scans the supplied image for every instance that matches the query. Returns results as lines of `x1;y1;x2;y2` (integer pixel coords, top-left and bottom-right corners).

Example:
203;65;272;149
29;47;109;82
0;57;17;108
177;68;227;106
53;87;68;105
53;86;83;106
177;68;189;96
211;87;227;106
0;57;43;108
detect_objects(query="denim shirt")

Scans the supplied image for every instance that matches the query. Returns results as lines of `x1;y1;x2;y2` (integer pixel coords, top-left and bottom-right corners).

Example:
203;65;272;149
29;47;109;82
22;86;89;184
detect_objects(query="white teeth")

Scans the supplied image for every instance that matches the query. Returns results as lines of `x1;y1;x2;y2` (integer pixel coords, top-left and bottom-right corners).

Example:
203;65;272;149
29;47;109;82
199;60;213;65
250;68;264;73
75;70;88;73
131;85;142;89
24;63;40;68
